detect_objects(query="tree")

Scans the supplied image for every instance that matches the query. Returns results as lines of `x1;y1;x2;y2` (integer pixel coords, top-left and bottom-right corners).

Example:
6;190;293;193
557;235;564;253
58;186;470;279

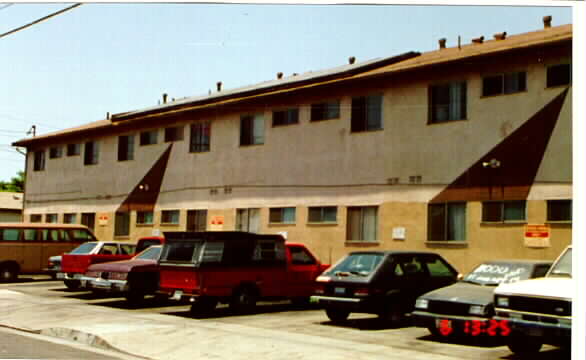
0;171;25;193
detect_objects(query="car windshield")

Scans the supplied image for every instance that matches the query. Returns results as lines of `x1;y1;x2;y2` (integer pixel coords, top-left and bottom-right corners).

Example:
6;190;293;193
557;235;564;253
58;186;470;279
327;253;384;277
135;246;162;260
69;242;98;255
548;248;572;277
463;262;535;286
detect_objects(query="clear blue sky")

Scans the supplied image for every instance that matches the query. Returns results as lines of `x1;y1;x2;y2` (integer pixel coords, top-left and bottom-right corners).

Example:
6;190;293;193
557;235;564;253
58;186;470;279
0;2;576;182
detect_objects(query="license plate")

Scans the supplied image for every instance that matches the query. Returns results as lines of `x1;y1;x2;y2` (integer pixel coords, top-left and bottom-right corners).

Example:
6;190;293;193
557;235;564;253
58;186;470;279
334;287;345;295
80;280;87;288
436;318;452;329
171;290;183;301
56;273;65;279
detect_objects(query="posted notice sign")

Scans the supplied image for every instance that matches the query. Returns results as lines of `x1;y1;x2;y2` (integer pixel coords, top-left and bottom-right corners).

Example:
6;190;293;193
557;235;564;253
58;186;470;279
524;224;551;248
210;216;225;231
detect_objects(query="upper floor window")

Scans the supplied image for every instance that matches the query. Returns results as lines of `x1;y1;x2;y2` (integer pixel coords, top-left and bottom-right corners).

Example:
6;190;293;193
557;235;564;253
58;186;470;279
49;146;62;159
84;141;99;165
161;210;180;225
351;94;383;132
165;126;184;142
311;100;340;122
347;206;378;242
482;71;527;97
66;143;80;156
190;122;211;153
30;214;42;223
137;211;154;225
308;206;337;224
140;130;158;146
546;63;571;88
429;81;467;124
272;108;299;127
33;150;45;171
236;208;260;233
63;213;77;224
269;207;296;224
45;213;58;223
547;199;572;222
428;202;466;241
118;135;135;161
482;201;526;223
240;114;264;146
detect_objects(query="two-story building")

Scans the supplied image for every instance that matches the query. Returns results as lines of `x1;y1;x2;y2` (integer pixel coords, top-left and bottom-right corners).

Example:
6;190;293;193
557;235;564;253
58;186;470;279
13;19;572;272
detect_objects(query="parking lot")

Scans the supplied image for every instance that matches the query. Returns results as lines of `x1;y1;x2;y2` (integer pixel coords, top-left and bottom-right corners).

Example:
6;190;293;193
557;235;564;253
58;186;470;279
0;275;570;360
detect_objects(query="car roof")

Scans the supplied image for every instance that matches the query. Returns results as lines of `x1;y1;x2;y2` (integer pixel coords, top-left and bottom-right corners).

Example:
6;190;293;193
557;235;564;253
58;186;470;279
347;250;444;256
476;259;553;266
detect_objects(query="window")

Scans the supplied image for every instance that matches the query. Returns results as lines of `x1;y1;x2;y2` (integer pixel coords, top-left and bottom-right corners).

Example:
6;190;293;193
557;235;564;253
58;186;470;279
429;81;467;123
81;213;95;232
33;150;45;171
428;202;467;241
190;122;211;153
140;130;158;146
482;72;527;97
114;212;130;236
240;114;264;146
482;201;526;222
1;229;21;241
272;108;299;127
311;100;340;122
24;229;38;242
45;214;58;223
137;211;154;225
424;256;456;278
346;206;378;242
165;126;184;142
30;214;42;223
67;143;80;156
236;208;260;233
49;146;62;159
118;135;135;161
84;141;99;165
269;207;296;224
547;200;572;222
161;210;180;225
546;64;571;87
63;213;77;224
351;94;383;132
308;206;337;223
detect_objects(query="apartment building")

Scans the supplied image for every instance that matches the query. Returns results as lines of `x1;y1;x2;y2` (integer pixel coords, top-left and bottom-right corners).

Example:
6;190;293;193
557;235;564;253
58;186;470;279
13;20;572;271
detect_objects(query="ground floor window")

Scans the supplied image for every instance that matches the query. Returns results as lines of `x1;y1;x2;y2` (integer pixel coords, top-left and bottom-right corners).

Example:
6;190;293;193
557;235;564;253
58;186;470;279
547;199;572;222
236;208;260;233
346;206;378;242
308;206;337;224
115;212;130;237
30;214;42;223
63;213;77;224
269;207;296;224
137;211;154;225
81;213;95;232
45;213;58;223
482;201;526;223
428;202;467;241
187;209;207;231
161;210;180;225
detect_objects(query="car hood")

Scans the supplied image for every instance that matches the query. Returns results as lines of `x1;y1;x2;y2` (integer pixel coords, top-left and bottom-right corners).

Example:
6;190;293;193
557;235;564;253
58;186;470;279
495;277;573;300
87;259;156;272
421;282;495;306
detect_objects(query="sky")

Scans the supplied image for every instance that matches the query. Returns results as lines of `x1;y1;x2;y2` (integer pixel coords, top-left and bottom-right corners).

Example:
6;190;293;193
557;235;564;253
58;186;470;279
0;1;579;182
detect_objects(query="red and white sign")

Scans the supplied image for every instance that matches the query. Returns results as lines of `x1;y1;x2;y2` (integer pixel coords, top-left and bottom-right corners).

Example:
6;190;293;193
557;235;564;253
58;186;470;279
98;214;109;226
524;224;550;248
210;216;224;230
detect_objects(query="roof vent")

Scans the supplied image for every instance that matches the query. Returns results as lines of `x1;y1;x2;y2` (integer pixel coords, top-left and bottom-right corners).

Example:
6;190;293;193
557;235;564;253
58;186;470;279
216;82;222;92
472;36;484;44
543;15;552;28
162;93;168;104
438;38;447;49
277;72;283;79
493;32;507;40
292;73;298;76
348;56;356;64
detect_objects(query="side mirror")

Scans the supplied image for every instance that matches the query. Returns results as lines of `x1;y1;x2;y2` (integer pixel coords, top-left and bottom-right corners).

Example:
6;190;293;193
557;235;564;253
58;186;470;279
457;273;464;281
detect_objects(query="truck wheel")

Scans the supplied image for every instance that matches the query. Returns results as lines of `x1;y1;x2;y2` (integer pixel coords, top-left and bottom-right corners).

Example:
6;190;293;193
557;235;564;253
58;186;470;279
507;337;543;355
125;290;145;305
325;308;350;323
230;286;258;313
378;308;404;328
64;280;81;290
0;264;18;282
291;297;311;307
190;297;218;317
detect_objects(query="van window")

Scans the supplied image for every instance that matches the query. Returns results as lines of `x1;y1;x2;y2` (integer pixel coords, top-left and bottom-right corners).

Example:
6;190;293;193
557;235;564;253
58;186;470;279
163;241;202;263
42;229;60;242
59;230;71;242
1;229;21;241
24;229;38;241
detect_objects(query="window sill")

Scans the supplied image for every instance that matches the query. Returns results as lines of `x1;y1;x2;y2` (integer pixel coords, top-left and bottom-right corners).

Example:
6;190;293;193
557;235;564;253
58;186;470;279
136;223;154;227
272;122;299;128
189;149;210;154
114;235;130;240
268;223;296;227
345;241;379;247
307;222;338;226
160;223;180;226
239;143;264;148
427;118;468;126
425;241;468;248
480;90;528;98
481;221;527;226
546;221;572;225
350;128;384;134
310;117;340;123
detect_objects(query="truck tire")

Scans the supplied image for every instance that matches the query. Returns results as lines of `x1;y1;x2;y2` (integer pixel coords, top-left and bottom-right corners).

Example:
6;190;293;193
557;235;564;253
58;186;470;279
325;308;350;323
0;264;18;282
230;286;258;313
64;279;81;290
378;307;404;328
291;297;311;307
125;290;145;305
507;334;543;355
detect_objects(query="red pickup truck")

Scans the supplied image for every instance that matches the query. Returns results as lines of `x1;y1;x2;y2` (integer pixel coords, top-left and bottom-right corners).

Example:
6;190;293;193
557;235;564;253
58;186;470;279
58;237;163;290
158;231;329;315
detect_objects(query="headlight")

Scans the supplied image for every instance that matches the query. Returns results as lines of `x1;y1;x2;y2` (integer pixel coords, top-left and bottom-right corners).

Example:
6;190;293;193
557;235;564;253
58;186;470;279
85;271;100;278
469;305;486;315
415;298;429;309
108;272;128;280
496;296;509;308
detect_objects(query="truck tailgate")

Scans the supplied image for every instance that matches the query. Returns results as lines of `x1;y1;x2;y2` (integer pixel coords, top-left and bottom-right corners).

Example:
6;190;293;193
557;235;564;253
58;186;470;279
159;266;198;292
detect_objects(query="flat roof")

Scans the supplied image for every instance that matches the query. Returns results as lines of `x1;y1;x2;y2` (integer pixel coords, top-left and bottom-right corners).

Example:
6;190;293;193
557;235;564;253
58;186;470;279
0;192;23;211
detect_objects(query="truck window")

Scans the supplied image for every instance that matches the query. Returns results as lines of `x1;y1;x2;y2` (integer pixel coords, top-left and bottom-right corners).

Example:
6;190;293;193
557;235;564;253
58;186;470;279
163;242;202;263
549;248;572;277
201;242;224;263
424;257;456;277
289;246;316;265
99;245;118;255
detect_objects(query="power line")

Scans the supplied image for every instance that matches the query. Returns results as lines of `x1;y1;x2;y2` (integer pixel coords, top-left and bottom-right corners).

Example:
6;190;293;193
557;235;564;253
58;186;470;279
0;4;13;11
0;3;82;40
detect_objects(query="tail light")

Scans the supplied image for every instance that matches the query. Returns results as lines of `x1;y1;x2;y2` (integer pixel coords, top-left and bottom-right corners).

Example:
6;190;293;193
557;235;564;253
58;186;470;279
315;285;325;295
354;288;370;297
